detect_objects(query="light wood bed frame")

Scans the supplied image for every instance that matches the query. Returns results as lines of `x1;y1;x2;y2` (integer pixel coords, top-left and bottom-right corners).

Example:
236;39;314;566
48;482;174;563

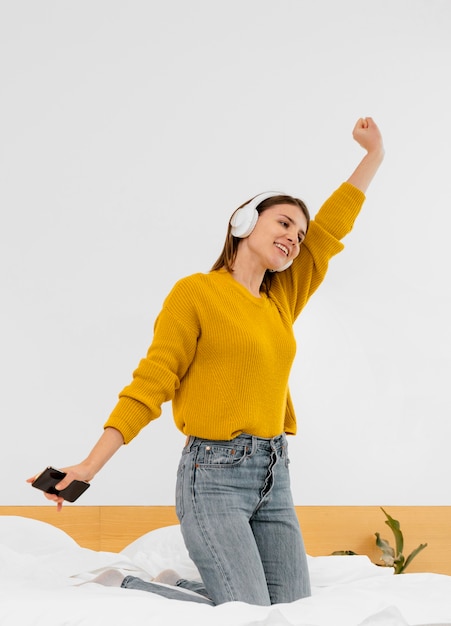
1;506;450;576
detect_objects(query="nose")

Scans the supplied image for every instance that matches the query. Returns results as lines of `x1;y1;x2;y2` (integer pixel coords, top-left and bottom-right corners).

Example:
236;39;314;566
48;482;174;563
286;230;297;244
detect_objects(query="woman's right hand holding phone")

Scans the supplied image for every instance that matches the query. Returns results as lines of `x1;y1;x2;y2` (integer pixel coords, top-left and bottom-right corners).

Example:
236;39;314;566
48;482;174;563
27;427;125;511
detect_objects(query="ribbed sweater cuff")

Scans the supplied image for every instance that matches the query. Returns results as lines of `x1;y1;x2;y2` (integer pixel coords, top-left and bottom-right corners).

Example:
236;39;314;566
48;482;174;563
104;396;152;444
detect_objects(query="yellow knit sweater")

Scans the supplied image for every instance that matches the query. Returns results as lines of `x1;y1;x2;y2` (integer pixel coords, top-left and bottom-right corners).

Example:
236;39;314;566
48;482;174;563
104;182;365;443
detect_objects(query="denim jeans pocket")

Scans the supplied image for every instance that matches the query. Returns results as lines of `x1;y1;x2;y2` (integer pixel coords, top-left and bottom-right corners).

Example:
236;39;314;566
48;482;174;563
194;441;250;468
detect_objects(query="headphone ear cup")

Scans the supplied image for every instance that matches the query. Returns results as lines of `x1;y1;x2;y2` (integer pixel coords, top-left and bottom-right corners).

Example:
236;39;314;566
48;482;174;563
230;205;259;238
275;259;293;272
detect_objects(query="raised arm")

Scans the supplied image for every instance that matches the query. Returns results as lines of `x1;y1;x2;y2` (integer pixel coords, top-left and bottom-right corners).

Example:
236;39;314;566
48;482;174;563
347;117;384;193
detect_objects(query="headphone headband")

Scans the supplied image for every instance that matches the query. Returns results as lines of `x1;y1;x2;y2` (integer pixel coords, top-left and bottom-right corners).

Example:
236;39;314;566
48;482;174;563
238;191;285;216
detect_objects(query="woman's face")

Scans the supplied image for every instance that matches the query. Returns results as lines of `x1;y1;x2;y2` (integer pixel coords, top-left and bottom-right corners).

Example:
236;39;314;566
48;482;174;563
244;203;308;271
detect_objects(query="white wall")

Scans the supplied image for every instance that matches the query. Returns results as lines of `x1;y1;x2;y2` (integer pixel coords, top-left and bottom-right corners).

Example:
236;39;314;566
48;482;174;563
1;0;450;506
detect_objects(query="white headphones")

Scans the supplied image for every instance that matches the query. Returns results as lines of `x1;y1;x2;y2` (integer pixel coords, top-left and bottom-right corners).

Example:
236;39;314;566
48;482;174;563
229;191;293;272
230;191;283;238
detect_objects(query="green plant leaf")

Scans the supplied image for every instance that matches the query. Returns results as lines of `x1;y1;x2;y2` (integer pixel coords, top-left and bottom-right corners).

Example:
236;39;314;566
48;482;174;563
380;553;395;567
381;507;404;556
393;553;405;575
374;508;428;574
375;532;395;566
375;532;394;556
402;543;428;573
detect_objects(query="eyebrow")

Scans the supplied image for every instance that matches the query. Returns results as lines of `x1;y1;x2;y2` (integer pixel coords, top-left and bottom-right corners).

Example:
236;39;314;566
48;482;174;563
279;213;306;239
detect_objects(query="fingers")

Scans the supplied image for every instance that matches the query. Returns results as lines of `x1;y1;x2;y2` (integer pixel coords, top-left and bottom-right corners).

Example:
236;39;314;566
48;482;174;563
354;117;370;132
352;116;383;152
54;468;85;491
43;489;65;511
355;116;379;131
54;477;72;491
44;491;65;511
27;470;67;511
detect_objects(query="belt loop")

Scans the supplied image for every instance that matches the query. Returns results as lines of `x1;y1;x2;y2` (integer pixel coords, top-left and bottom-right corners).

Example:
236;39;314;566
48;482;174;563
185;435;196;451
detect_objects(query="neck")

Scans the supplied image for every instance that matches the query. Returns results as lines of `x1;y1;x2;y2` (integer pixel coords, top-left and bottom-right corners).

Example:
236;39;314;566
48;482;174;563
230;256;266;298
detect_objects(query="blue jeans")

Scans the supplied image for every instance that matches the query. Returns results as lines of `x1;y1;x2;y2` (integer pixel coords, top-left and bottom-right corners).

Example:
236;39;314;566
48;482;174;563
124;433;311;606
121;576;214;605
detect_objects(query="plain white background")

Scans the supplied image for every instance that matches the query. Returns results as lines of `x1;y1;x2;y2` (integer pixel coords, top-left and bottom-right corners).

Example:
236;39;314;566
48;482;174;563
1;0;450;506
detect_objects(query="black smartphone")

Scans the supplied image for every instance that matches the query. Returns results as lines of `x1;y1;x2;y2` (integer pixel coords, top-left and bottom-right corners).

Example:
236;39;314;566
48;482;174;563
31;466;90;502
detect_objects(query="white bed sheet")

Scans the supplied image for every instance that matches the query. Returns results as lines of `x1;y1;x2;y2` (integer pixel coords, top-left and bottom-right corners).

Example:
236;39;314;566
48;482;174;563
0;516;450;626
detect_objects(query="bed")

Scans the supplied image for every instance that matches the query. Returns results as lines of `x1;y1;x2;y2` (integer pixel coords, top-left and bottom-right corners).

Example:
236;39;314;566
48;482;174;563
1;505;450;626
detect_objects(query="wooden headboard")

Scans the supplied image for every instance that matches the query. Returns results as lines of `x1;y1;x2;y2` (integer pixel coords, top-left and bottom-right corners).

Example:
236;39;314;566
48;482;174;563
1;505;450;576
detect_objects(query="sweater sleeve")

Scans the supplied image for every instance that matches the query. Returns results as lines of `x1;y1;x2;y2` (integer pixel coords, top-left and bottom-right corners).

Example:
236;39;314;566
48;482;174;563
270;182;365;321
104;280;200;444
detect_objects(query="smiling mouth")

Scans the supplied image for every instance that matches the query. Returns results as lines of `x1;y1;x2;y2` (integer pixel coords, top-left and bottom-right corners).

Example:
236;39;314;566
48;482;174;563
275;242;289;256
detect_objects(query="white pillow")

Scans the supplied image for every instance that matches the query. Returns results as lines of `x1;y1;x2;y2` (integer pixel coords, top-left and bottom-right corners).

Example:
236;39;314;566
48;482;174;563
307;554;393;587
0;515;78;555
121;524;201;580
0;515;135;581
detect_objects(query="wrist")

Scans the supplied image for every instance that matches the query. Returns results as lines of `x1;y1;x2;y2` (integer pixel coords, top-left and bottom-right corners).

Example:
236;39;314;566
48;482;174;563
368;146;385;159
79;460;98;482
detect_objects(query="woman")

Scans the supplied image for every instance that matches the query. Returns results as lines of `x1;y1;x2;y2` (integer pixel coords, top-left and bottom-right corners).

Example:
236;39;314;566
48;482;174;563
29;117;384;606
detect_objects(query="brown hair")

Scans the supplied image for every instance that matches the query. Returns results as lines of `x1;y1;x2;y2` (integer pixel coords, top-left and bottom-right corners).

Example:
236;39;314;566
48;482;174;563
211;195;310;289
